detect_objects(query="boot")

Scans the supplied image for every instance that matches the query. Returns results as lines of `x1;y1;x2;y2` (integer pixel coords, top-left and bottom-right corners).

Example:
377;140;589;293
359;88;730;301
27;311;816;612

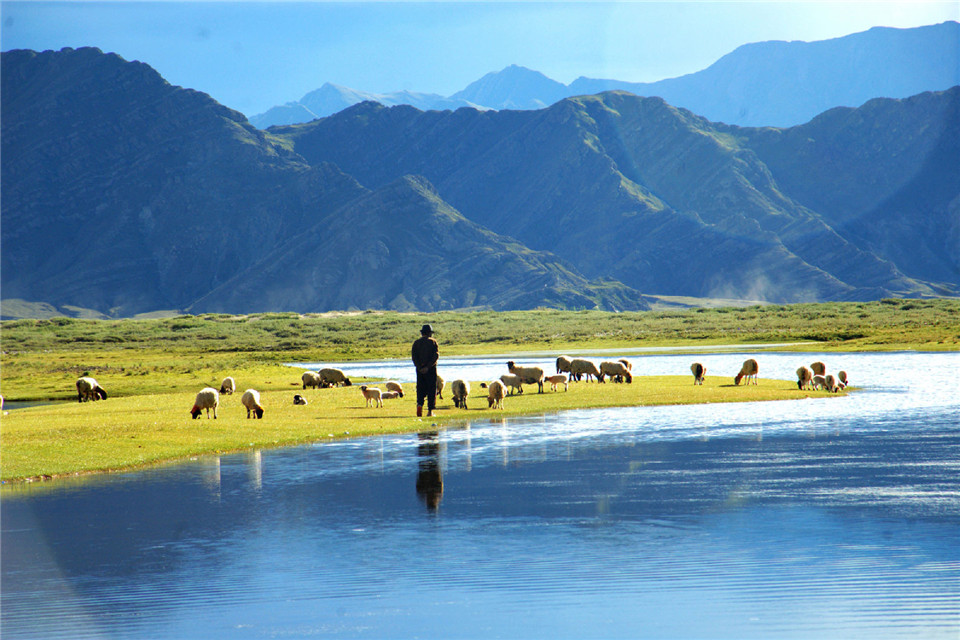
416;405;423;417
427;409;435;417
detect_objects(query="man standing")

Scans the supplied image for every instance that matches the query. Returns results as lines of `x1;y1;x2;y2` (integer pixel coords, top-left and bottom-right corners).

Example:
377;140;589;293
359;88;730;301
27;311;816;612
411;323;439;417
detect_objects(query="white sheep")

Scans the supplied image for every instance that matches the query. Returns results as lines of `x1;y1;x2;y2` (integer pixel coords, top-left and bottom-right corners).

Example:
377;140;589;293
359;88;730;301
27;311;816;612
381;390;401;400
76;376;108;402
190;387;219;419
360;385;382;408
384;381;404;398
451;379;470;409
556;355;573;375
507;361;545;393
812;374;827;390
241;389;264;419
293;394;308;405
436;375;445;400
483;379;506;409
691;363;706;385
599;361;633;383
499;374;524;395
810;361;826;377
796;366;813;390
838;371;849;388
319;368;352;387
734;358;759;386
219;376;236;395
568;358;601;382
302;371;323;390
544;374;569;391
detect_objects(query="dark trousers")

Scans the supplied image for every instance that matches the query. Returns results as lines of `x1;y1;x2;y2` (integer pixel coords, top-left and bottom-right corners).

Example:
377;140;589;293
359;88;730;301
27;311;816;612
416;369;437;410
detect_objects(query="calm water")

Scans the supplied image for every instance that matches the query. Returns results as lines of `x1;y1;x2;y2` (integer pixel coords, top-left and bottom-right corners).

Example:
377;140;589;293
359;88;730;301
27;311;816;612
3;351;959;639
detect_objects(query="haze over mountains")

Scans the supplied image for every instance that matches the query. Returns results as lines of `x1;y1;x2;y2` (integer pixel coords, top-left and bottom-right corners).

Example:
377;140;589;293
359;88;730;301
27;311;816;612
251;21;959;129
1;30;957;318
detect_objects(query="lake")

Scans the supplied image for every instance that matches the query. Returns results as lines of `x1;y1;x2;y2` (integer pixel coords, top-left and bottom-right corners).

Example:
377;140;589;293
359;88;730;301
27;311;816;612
2;351;958;639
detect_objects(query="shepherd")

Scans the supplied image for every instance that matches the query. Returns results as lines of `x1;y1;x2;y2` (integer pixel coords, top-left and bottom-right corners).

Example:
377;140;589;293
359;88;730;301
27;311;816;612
411;323;439;418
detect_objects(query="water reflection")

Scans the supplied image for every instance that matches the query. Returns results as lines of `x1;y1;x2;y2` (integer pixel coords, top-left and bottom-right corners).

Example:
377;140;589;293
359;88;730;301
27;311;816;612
415;432;443;512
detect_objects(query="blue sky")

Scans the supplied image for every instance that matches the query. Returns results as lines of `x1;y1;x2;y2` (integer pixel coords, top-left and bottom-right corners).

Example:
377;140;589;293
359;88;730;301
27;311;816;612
2;1;957;117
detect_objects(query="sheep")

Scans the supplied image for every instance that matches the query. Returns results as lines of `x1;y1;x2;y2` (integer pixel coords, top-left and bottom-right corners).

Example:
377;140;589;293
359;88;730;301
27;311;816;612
219;376;236;395
76;376;108;402
691;363;706;385
544;374;569;391
734;358;759;386
810;361;826;377
498;374;524;395
507;361;545;393
568;358;601;382
190;387;219;419
360;385;382;408
451;379;470;409
293;394;308;405
824;374;840;393
381;391;401;400
599;361;633;383
436;375;445;400
241;389;264;419
384;381;404;398
302;371;323;390
319;368;352;387
838;371;849;388
556;355;573;375
618;358;633;372
482;379;506;409
796;366;813;390
812;374;827;390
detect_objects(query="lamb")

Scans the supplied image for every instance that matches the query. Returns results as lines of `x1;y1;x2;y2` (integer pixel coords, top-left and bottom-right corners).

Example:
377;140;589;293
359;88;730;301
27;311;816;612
556;355;573;375
599;361;633;383
810;361;826;377
293;394;308;405
544;374;569;392
796;366;813;390
381;391;401;400
734;358;759;386
319;368;352;387
302;371;323;390
436;375;445;400
384;381;404;398
824;374;840;393
241;389;264;419
837;371;849;388
812;374;827;391
483;379;506;409
499;374;524;395
190;387;219;419
360;385;382;408
507;361;544;393
76;376;108;402
691;363;706;385
219;376;236;395
451;379;470;409
568;358;601;382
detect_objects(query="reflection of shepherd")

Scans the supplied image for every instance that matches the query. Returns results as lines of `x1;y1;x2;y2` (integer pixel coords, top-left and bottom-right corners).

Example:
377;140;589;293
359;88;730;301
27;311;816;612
416;431;443;511
411;324;439;418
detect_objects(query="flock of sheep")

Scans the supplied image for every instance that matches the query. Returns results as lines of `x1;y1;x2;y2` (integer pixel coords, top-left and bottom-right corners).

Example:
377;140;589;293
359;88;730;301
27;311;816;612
69;356;849;420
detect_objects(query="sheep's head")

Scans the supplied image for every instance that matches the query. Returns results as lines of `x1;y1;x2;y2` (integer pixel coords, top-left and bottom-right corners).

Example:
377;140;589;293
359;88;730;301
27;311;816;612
734;373;743;385
190;405;202;419
343;379;352;387
254;407;264;419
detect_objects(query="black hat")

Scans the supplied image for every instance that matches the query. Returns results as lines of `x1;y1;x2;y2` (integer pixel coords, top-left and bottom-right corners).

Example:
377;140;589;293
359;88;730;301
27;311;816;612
420;324;433;335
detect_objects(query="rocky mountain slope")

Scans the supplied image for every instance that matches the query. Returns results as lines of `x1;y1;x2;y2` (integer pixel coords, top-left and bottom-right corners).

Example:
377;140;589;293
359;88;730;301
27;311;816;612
1;48;645;316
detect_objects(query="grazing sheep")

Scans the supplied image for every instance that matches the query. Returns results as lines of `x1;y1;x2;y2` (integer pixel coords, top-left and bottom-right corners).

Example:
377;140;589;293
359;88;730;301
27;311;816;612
544;374;569;392
507;361;545;393
241;389;264;419
568;358;601;382
293;394;308;405
796;366;813;390
691;363;706;385
482;380;506;409
76;376;108;403
499;374;524;395
810;361;826;377
360;385;382;408
618;358;633;372
190;387;219;419
556;355;573;375
436;375;445;400
319;368;352;387
384;381;404;398
451;379;470;409
734;358;759;386
381;391;401;400
824;374;840;393
302;371;323;390
812;374;827;390
219;376;236;395
838;371;849;388
600;361;633;383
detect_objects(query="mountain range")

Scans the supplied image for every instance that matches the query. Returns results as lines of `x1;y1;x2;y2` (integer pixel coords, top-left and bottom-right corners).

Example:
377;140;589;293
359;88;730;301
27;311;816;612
251;21;959;129
1;46;957;318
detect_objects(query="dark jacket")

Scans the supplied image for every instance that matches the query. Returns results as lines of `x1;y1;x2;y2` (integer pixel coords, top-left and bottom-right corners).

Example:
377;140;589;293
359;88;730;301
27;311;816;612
411;336;439;373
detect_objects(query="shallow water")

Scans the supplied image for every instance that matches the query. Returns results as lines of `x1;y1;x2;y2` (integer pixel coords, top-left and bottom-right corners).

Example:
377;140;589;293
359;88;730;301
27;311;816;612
2;351;959;639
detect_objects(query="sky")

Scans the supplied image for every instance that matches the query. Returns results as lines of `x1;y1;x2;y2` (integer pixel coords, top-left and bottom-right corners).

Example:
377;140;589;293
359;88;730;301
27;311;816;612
1;1;957;117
